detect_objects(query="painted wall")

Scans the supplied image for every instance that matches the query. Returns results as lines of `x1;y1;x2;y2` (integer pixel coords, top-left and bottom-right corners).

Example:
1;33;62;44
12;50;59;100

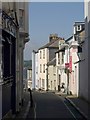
48;65;56;90
49;48;58;61
35;52;39;89
32;51;36;89
78;1;89;101
38;48;48;90
69;46;79;95
27;69;32;89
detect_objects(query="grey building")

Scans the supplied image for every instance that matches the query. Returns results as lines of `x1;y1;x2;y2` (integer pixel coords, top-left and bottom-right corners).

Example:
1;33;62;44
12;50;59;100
0;2;29;119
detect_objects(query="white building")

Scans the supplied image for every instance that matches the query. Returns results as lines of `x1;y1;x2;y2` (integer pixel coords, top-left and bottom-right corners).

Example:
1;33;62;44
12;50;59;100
37;34;62;91
55;39;66;91
32;50;36;90
35;51;39;90
27;68;32;89
55;22;85;96
69;22;85;96
32;50;39;90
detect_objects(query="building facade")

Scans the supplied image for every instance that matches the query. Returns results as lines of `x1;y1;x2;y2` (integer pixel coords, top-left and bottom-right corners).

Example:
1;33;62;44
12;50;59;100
47;58;56;91
0;2;29;119
78;0;90;102
27;68;32;89
69;22;85;96
37;34;62;91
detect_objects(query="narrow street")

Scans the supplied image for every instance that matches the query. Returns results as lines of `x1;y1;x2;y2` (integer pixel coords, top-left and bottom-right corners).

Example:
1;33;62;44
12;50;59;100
1;2;90;120
26;91;86;119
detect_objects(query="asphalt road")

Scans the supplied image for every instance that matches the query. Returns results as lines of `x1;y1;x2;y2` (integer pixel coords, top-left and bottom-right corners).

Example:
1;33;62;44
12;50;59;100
26;91;76;119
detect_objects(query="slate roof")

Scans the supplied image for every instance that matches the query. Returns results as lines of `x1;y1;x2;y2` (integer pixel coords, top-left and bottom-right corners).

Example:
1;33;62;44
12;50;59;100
65;36;73;43
38;39;59;50
47;58;56;66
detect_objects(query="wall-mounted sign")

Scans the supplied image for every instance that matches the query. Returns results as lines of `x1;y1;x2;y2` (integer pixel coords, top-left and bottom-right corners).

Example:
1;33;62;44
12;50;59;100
69;56;72;72
65;63;69;68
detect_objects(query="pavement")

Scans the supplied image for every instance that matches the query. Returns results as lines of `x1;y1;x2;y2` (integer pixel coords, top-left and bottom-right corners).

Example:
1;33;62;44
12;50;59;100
13;90;31;119
55;91;90;120
13;90;90;120
65;95;90;120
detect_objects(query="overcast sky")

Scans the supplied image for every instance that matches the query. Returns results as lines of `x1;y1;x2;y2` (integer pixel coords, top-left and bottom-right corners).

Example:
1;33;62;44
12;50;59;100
24;2;84;60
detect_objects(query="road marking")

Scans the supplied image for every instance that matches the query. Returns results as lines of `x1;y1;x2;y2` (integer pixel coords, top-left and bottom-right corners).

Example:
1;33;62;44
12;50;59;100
63;101;77;120
52;94;77;119
34;103;36;119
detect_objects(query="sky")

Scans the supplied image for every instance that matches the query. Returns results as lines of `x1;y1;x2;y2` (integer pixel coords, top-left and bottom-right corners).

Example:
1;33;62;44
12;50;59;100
24;2;84;60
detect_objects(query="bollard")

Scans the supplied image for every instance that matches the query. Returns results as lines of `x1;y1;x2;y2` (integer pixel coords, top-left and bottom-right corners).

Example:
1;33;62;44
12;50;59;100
28;88;33;107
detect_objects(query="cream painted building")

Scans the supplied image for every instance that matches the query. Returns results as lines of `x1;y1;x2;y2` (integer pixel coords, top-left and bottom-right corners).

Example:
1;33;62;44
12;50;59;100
38;34;62;91
55;39;66;91
48;58;56;91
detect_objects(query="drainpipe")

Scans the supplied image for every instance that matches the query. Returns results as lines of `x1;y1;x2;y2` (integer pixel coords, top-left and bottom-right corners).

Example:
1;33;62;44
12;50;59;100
66;69;69;95
14;2;20;112
46;64;48;91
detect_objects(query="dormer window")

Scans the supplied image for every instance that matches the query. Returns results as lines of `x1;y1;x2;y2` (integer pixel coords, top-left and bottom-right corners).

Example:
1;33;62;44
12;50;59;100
77;25;81;31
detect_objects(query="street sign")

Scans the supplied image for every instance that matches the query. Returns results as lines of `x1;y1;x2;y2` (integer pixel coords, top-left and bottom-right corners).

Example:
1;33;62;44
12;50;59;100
65;63;69;68
69;56;72;72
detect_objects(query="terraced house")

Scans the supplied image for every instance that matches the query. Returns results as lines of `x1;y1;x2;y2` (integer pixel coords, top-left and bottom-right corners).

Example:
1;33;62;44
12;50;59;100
36;34;64;91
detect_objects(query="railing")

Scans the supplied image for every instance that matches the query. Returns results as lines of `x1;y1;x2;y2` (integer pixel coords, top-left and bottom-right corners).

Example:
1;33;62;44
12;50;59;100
0;76;13;86
0;9;17;37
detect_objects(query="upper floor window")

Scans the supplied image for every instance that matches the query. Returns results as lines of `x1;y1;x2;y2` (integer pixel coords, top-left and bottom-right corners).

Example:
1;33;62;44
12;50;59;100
58;53;60;64
40;51;42;59
43;49;45;59
40;64;42;73
30;70;32;78
43;64;45;73
77;25;81;31
62;52;64;64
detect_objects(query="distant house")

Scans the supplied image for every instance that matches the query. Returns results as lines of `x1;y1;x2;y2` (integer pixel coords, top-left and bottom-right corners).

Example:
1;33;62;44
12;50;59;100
27;68;32;89
37;34;64;91
55;39;65;91
32;50;38;90
47;58;56;91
